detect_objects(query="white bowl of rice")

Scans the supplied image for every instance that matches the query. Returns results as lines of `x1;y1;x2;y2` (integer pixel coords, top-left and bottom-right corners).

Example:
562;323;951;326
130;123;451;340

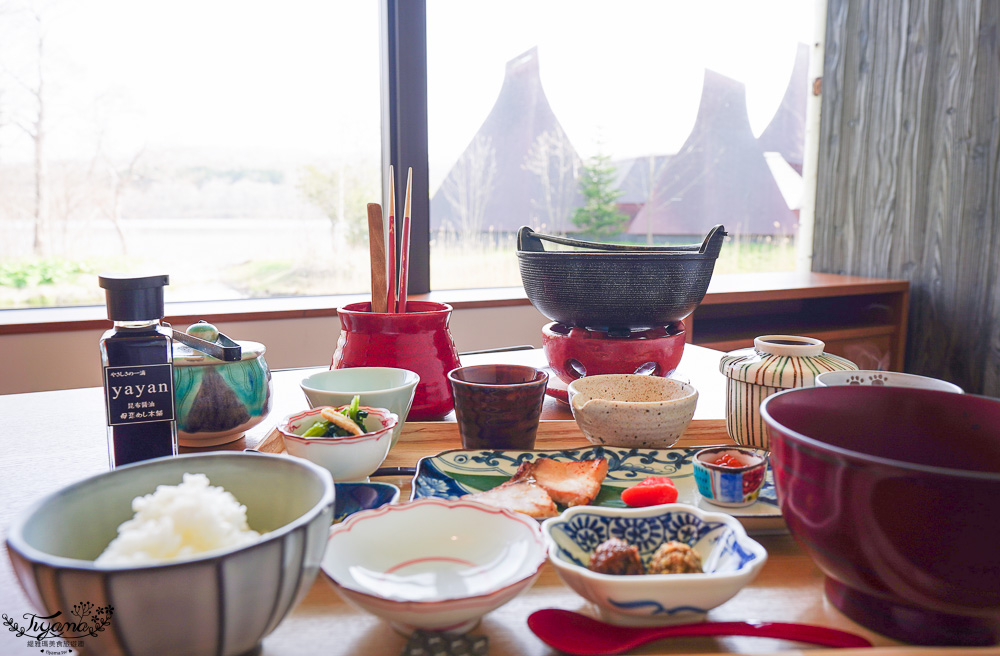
6;452;335;656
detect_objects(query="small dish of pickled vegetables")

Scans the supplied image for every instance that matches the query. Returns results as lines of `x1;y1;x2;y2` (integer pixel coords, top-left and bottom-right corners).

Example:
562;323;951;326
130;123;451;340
277;397;399;482
299;396;371;437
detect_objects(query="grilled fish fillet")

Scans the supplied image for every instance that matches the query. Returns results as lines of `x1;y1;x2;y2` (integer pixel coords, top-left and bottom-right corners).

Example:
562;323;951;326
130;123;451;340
462;478;559;519
510;458;609;507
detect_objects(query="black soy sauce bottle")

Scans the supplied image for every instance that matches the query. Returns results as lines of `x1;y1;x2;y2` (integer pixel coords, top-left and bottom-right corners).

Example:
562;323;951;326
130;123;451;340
98;274;178;468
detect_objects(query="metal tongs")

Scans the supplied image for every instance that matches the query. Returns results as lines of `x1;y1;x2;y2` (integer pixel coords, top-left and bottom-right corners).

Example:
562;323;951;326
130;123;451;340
170;320;242;361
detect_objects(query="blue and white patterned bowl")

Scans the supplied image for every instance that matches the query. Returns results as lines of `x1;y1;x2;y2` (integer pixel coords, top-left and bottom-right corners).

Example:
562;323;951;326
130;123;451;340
541;504;767;626
334;481;400;523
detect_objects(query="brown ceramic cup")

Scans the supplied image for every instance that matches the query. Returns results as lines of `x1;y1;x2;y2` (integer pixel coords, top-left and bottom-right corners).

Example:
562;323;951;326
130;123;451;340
447;365;549;450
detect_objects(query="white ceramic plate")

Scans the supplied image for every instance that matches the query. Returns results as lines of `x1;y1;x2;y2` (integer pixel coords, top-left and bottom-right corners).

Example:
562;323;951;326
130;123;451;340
411;446;785;535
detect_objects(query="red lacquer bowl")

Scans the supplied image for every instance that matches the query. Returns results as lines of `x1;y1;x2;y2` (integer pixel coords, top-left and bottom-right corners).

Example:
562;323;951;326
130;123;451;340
333;301;460;421
760;385;1000;646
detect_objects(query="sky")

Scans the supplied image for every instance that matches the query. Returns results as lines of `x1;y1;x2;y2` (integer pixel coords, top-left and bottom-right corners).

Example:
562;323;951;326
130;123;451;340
0;0;816;191
426;0;817;186
0;0;381;166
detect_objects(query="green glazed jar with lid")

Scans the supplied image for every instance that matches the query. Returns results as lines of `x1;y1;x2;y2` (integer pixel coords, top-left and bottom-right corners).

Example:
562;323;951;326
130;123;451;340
172;322;272;447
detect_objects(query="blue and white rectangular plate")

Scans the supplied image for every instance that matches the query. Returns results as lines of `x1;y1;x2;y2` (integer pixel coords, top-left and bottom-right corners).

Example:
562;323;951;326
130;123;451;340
411;446;785;535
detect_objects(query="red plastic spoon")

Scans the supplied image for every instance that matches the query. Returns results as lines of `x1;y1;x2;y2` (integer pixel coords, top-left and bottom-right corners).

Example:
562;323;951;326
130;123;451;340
527;609;872;655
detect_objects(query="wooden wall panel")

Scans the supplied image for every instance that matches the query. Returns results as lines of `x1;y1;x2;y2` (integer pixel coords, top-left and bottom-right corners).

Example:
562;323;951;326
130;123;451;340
814;0;1000;395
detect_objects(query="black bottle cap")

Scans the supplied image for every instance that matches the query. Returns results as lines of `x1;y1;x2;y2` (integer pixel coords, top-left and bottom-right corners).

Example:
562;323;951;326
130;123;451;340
99;274;169;321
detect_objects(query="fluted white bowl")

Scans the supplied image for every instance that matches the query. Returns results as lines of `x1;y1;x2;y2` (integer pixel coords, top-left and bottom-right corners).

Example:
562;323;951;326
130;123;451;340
6;452;335;656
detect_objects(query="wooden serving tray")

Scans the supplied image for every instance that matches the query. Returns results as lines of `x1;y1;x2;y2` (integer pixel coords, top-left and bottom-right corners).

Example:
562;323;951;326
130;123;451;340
255;418;731;456
248;419;988;655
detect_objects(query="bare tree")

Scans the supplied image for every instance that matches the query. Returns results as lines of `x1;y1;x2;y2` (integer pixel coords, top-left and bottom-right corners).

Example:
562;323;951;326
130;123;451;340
634;155;671;244
439;134;497;236
28;11;47;256
522;128;580;231
298;161;378;248
1;6;51;256
91;147;143;254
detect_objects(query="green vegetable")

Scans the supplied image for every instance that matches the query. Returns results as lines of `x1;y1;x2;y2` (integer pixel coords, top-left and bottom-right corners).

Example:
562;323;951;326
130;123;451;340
301;421;330;437
298;396;369;438
344;395;369;432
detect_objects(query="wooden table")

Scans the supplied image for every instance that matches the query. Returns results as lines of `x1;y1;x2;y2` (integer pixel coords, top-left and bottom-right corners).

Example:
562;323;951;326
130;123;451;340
236;344;730;445
0;347;990;655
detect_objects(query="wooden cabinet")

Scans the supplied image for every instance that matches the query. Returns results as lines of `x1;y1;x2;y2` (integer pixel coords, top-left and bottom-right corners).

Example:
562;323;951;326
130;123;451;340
687;272;909;371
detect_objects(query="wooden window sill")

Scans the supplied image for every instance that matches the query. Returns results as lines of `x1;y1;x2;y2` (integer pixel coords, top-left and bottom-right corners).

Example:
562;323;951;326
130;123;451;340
0;287;533;335
0;272;909;337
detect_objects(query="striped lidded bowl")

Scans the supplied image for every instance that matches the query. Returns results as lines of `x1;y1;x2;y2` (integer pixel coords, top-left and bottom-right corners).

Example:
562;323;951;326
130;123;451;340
719;335;858;450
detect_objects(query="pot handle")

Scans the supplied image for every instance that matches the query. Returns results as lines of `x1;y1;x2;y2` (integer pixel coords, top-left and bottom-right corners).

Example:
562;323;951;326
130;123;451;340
171;322;243;361
517;224;727;255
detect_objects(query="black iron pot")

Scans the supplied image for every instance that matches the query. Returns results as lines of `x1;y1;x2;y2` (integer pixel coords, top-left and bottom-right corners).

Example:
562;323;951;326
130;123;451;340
516;225;726;330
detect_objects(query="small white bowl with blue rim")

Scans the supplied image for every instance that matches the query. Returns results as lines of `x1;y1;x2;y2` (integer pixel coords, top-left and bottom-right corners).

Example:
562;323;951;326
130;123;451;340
541;504;767;626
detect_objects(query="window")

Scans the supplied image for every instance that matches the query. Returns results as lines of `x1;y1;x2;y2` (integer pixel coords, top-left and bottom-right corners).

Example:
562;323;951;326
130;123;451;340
1;0;817;310
425;0;817;289
0;0;380;309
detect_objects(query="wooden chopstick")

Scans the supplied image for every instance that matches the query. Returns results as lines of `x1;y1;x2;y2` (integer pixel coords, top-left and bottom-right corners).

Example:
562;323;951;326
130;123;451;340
397;167;413;313
366;203;387;313
385;165;397;314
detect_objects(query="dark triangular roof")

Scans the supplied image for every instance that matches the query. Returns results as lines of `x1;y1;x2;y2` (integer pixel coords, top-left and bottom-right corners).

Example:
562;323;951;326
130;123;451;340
626;69;797;236
430;47;582;234
613;155;673;204
757;42;810;172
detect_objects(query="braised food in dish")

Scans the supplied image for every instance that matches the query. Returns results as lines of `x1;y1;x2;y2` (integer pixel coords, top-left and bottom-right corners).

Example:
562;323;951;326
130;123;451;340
588;537;644;575
649;540;703;574
587;537;703;576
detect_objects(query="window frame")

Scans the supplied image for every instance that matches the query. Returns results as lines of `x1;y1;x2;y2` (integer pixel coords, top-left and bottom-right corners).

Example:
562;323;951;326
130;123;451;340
1;0;820;327
382;0;431;296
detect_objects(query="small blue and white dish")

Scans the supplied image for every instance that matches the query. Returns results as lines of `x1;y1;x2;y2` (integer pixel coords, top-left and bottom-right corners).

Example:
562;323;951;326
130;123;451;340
334;482;400;523
541;504;767;626
693;446;768;507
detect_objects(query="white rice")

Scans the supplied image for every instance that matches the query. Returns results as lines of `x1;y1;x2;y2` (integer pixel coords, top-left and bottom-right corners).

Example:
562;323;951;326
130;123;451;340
96;473;261;566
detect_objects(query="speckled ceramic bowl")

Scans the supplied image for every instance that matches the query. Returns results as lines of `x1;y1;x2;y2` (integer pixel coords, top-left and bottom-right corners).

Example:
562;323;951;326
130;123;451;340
567;374;698;448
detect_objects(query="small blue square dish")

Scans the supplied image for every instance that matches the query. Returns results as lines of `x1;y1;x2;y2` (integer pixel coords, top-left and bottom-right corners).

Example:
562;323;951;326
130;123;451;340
334;481;400;523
